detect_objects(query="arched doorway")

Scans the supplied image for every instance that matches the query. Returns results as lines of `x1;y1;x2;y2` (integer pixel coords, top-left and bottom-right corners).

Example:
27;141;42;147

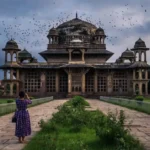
142;84;146;95
135;84;139;95
13;84;17;95
71;49;82;61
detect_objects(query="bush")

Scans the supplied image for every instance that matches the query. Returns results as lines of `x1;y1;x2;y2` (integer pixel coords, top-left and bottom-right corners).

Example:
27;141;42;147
94;110;139;149
69;96;89;108
7;100;14;103
29;97;35;100
135;96;144;101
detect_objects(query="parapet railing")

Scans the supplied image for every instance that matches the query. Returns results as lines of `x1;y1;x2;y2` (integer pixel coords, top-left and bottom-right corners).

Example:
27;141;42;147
100;96;150;114
0;96;53;116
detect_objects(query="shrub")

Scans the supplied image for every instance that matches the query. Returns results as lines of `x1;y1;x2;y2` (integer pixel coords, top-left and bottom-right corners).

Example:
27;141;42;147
95;110;133;148
39;119;58;133
7;100;14;103
135;96;144;101
69;96;88;108
29;96;35;100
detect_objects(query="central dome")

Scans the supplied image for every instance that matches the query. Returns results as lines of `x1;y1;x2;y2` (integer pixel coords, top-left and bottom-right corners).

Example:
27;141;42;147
56;14;97;35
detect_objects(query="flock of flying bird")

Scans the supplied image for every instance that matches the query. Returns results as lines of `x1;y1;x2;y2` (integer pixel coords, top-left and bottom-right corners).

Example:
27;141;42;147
0;2;148;51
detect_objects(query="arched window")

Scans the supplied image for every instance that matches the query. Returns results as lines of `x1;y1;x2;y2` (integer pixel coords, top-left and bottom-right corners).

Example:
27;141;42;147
13;84;17;94
136;53;139;61
142;84;146;94
135;84;139;95
141;52;144;62
7;53;11;62
12;53;17;62
135;70;139;79
7;70;11;79
6;84;10;94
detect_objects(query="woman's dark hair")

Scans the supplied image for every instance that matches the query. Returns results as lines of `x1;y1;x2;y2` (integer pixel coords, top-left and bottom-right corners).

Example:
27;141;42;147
19;91;25;98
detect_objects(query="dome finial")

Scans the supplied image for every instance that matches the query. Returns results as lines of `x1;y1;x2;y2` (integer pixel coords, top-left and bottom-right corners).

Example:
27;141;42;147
76;12;78;19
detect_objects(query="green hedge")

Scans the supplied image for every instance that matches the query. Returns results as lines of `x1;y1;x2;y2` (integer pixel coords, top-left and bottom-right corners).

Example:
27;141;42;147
0;97;53;116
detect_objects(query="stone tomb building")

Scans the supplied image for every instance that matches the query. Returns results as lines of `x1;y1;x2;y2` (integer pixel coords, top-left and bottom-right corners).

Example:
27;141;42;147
0;15;150;98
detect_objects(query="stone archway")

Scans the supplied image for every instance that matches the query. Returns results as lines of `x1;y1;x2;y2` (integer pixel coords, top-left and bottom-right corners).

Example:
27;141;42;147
71;49;82;61
142;84;146;95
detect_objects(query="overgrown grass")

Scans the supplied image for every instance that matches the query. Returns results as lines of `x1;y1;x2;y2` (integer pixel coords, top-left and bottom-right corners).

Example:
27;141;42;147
24;96;144;150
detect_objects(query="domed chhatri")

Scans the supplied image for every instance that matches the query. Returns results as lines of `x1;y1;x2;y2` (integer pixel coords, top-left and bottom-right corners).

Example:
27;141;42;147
5;39;19;49
48;27;58;36
18;49;32;58
133;38;148;50
56;13;97;34
95;27;105;35
121;48;135;58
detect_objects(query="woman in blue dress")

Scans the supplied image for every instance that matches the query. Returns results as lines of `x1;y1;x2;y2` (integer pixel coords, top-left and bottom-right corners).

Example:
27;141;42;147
15;91;32;143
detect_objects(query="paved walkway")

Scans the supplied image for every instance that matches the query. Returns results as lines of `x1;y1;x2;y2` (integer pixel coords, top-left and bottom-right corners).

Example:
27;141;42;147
0;99;150;150
87;99;150;150
0;100;67;150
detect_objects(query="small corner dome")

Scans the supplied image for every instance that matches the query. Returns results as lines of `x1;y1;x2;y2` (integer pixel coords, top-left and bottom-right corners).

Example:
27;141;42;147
134;38;146;48
70;38;83;43
5;39;18;49
18;49;32;58
95;27;104;35
121;48;135;58
48;27;58;36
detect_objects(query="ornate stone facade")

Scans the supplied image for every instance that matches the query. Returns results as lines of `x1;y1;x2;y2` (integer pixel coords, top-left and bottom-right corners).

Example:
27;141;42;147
0;15;150;98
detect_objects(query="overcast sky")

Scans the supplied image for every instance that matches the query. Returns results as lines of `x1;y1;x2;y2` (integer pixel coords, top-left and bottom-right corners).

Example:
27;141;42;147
0;0;150;79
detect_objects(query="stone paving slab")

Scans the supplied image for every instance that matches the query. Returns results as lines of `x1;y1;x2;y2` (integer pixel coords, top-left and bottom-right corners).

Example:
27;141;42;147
0;99;67;150
87;99;150;150
0;99;150;150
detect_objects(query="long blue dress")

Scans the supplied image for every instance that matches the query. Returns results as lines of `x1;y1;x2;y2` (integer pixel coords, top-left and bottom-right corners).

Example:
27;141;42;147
15;99;32;137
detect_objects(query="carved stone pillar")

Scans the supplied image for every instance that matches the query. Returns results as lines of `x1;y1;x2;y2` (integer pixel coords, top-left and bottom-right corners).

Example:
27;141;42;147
5;52;7;63
139;69;142;80
3;84;6;96
10;83;13;96
4;70;7;80
40;72;46;95
133;82;135;95
11;52;13;62
107;72;113;95
139;83;142;95
144;52;147;62
68;71;72;93
81;49;85;62
82;73;85;93
139;52;141;62
146;70;148;80
133;70;135;80
69;51;71;62
94;71;98;93
16;82;19;94
17;70;19;80
145;83;148;95
10;69;13;80
56;71;59;93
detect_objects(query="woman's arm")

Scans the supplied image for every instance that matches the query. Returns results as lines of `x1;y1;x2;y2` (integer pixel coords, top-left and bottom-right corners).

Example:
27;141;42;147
25;93;32;104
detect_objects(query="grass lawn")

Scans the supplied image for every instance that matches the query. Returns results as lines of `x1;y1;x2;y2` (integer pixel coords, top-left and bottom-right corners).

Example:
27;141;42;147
0;98;15;104
24;96;144;150
24;126;120;150
143;97;150;102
